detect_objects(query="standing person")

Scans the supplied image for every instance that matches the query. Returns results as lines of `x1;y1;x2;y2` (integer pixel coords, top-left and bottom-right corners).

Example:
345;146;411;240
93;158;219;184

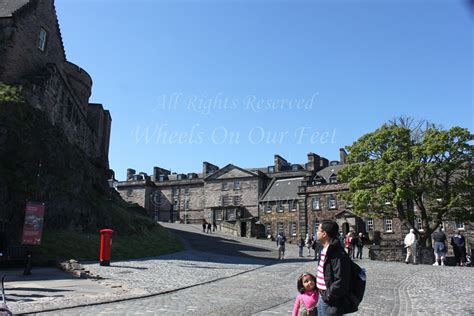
202;220;207;233
432;227;447;266
316;220;352;315
276;232;287;260
212;221;217;232
297;234;305;258
345;232;355;259
207;222;212;234
451;230;466;266
312;235;321;261
292;272;318;316
306;233;313;257
355;232;364;260
404;229;417;264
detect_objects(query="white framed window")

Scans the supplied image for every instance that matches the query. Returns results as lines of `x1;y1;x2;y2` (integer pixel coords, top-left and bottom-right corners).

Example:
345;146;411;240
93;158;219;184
455;221;465;230
290;222;297;236
384;219;393;232
312;197;320;210
221;182;229;190
38;27;47;51
265;203;272;213
367;218;374;231
417;218;424;231
233;195;241;206
215;210;223;220
277;201;284;213
234;180;241;190
184;187;189;195
328;196;337;209
266;223;272;236
289;200;297;212
184;199;189;210
221;195;231;207
277;222;284;234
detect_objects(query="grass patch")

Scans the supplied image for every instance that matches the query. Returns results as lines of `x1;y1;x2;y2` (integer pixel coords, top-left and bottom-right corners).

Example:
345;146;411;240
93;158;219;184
32;224;184;263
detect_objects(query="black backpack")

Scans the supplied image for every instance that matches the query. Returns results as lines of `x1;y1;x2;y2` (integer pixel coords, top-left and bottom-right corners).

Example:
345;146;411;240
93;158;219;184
343;259;366;314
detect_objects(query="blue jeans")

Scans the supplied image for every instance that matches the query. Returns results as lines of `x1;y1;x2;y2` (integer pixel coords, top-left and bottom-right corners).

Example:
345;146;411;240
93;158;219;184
317;298;342;316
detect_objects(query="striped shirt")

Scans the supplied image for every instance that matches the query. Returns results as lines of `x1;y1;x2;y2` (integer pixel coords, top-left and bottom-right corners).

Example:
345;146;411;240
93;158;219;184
316;246;327;290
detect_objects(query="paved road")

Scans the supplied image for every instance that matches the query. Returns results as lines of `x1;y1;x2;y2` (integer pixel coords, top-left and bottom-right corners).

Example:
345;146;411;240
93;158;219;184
32;223;474;315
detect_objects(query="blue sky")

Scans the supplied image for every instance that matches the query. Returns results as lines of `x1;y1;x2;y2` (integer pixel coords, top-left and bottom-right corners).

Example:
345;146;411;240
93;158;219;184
55;0;473;181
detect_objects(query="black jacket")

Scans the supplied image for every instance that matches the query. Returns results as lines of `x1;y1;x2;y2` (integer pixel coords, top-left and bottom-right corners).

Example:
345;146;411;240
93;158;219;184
320;238;352;315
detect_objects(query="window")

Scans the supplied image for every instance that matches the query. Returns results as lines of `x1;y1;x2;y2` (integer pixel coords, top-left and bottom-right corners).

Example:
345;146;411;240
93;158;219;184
264;203;272;213
268;166;275;173
329;174;337;183
172;187;178;197
312;175;325;185
184;199;189;210
234;180;241;190
266;224;272;236
416;218;424;231
313;220;320;235
289;200;297;212
277;222;284;234
455;221;465;230
367;218;374;231
221;195;231;207
290;222;297;236
226;209;236;221
38;27;47;51
277;201;284;213
233;195;241;206
215;210;223;220
385;219;393;232
221;182;229;190
312;197;320;210
184;187;189;195
328;196;337;209
126;189;133;197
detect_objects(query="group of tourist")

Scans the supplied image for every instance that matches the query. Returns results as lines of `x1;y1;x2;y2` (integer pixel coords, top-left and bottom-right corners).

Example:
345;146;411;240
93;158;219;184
404;227;468;266
201;220;218;233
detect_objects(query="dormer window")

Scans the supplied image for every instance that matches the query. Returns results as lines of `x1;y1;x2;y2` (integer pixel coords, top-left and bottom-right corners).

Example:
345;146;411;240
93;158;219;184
329;174;337;183
268;166;274;173
38;27;47;51
312;175;325;185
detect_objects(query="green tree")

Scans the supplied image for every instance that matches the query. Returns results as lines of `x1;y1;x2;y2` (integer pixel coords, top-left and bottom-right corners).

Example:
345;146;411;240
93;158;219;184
0;83;24;104
338;120;473;247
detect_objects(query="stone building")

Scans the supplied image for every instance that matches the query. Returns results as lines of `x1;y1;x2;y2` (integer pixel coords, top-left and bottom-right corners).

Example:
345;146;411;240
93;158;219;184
0;0;111;167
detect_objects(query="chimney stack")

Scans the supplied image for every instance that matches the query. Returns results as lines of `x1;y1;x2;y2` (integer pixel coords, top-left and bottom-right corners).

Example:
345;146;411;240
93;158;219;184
274;154;289;172
306;152;321;171
339;148;348;164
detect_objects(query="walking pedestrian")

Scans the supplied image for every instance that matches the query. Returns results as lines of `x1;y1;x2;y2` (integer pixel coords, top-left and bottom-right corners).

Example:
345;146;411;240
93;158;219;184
207;222;212;233
432;227;447;266
355;232;364;259
451;230;466;266
202;220;207;233
292;272;318;316
276;232;287;260
404;229;417;264
345;232;355;259
316;220;352;315
212;221;217;232
305;233;313;256
297;234;304;257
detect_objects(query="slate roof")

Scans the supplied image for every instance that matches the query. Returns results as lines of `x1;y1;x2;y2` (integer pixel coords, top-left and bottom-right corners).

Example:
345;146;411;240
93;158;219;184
260;177;304;202
0;0;31;17
314;164;345;182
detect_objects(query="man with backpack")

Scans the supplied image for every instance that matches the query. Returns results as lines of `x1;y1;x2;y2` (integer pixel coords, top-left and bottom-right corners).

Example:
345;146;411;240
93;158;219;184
276;232;287;260
316;220;365;315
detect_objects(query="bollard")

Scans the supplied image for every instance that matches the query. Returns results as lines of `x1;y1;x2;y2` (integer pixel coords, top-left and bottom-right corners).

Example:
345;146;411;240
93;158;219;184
23;251;32;275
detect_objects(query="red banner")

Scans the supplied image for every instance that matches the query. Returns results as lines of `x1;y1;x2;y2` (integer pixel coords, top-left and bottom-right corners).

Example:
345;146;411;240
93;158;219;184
21;202;45;245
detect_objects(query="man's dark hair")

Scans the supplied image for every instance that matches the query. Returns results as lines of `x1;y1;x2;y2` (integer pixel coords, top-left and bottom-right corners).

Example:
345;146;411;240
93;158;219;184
320;220;339;239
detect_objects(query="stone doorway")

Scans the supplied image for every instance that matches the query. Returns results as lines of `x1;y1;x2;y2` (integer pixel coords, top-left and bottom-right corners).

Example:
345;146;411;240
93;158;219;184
241;222;247;237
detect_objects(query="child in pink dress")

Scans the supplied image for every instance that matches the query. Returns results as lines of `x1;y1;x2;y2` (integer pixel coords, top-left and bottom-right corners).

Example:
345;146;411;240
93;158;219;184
292;272;318;316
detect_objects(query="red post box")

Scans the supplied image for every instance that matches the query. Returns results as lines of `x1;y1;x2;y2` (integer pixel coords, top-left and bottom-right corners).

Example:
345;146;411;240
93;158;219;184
99;228;114;266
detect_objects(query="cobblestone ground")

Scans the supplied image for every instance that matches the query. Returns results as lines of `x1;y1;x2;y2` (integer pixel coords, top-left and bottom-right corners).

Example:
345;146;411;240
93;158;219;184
33;223;473;315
